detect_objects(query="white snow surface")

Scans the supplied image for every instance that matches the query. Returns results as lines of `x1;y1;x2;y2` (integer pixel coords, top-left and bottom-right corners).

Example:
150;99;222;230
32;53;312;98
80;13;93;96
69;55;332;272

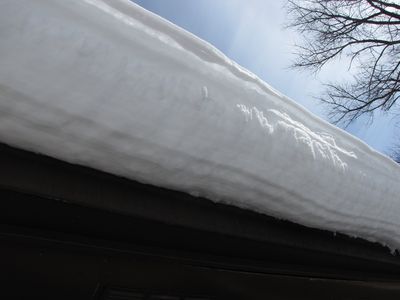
1;0;400;251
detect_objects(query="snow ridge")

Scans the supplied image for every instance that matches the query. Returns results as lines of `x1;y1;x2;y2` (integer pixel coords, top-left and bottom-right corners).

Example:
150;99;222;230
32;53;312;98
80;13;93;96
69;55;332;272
1;0;400;252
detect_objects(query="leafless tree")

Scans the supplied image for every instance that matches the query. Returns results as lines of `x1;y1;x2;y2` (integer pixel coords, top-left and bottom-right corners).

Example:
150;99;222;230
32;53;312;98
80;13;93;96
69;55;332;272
387;140;400;162
391;148;400;162
287;0;400;126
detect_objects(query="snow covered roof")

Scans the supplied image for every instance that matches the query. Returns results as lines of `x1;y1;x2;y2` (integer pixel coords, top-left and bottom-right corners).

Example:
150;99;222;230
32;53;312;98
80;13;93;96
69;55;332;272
1;0;400;251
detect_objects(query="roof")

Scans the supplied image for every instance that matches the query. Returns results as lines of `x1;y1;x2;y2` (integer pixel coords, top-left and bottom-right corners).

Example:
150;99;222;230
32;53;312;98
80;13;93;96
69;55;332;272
1;142;399;280
0;0;400;251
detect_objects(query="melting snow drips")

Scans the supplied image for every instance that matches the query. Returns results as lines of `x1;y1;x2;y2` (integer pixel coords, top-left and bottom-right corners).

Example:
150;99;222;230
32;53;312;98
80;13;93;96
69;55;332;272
236;104;355;171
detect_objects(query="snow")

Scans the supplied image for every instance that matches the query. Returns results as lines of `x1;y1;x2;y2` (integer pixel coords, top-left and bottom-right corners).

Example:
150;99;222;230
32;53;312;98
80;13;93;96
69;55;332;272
1;0;400;251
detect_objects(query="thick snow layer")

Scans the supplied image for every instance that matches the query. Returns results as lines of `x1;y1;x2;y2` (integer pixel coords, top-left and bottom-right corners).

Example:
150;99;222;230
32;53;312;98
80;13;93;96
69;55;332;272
1;0;400;251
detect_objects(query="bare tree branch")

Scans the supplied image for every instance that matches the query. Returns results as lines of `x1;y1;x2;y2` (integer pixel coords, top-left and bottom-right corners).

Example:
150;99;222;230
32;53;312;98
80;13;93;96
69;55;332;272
286;0;400;126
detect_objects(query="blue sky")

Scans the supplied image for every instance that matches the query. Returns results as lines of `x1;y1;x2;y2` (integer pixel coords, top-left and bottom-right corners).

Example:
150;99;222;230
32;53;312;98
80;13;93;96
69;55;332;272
132;0;397;154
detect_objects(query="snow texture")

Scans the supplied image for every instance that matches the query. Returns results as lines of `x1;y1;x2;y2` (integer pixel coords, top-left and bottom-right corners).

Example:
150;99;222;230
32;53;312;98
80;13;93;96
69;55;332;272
1;0;400;251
